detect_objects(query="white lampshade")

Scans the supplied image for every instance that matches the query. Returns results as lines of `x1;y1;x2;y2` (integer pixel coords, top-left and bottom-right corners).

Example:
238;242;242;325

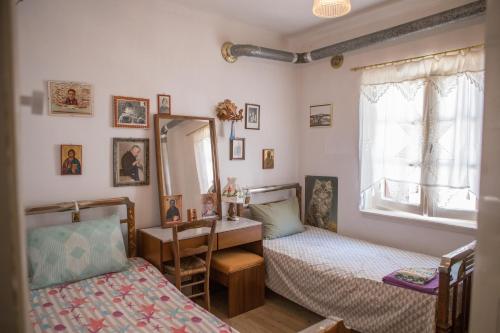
312;0;351;18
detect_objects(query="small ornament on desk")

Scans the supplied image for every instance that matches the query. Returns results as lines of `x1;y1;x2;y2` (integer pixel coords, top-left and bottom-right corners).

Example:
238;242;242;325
187;208;198;222
221;177;245;221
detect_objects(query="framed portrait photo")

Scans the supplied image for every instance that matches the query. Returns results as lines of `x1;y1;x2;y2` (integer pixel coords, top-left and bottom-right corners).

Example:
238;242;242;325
262;148;275;169
113;96;150;128
310;104;333;127
201;193;218;219
230;138;245;160
48;81;93;117
157;94;171;114
245;103;260;130
60;144;82;175
113;138;150;187
161;195;183;227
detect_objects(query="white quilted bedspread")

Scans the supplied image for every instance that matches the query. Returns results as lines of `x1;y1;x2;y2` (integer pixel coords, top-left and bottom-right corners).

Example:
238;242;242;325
264;226;440;333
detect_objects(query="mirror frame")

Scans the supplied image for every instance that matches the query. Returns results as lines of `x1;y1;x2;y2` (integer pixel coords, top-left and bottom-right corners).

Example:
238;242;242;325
154;114;222;223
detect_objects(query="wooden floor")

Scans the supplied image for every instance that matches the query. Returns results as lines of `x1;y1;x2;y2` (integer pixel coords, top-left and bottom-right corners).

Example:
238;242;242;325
206;289;324;333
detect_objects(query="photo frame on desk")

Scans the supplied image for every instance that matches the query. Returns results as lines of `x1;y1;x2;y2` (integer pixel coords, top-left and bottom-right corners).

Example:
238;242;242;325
161;194;183;228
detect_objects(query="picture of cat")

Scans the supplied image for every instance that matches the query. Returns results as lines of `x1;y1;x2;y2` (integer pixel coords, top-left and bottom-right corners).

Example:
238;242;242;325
305;176;338;232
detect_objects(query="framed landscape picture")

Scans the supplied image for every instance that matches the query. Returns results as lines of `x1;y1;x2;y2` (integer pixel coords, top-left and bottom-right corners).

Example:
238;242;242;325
161;194;183;227
305;176;338;232
245;103;260;130
157;94;171;114
113;96;150;128
230;138;245;160
48;81;93;117
113;138;150;186
60;144;82;175
262;149;275;169
310;104;332;127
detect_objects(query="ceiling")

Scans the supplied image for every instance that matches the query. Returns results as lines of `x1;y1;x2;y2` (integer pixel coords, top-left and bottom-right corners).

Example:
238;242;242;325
168;0;397;36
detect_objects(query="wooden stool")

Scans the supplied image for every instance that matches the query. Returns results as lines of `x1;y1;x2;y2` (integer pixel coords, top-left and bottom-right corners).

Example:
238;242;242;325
211;248;265;317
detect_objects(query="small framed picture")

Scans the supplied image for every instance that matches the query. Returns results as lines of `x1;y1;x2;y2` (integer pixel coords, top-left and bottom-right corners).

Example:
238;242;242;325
60;144;82;175
262;149;275;169
310;104;333;127
113;96;150;128
245;103;260;130
157;94;171;114
201;193;218;219
48;81;93;117
230;138;245;160
113;138;150;186
161;195;183;227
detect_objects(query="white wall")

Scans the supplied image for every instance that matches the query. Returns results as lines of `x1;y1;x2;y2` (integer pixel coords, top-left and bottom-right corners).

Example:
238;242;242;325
17;0;485;257
293;21;484;256
470;0;500;330
16;0;299;229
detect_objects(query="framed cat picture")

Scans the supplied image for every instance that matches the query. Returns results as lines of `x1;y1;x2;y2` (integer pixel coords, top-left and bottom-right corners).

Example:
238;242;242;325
304;176;338;232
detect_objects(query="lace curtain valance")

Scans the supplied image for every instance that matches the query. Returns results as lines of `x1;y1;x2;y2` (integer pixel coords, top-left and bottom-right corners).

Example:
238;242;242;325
359;47;485;199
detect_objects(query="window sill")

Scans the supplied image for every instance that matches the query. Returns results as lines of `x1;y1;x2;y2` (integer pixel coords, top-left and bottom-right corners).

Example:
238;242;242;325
360;208;477;234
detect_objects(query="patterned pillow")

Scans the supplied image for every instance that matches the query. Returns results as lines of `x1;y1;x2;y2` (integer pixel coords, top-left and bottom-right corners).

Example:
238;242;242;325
27;214;128;290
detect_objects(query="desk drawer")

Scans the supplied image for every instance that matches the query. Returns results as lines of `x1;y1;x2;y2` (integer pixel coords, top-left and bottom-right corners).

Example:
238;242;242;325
218;225;262;250
162;235;217;262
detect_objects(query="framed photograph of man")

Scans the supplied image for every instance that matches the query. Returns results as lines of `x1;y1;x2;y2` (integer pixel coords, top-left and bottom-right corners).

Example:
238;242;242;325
230;138;245;160
60;144;82;175
310;104;333;127
201;193;218;219
113;96;150;129
262;149;275;169
245;103;260;130
48;81;93;116
113;138;150;186
161;195;183;227
157;94;171;114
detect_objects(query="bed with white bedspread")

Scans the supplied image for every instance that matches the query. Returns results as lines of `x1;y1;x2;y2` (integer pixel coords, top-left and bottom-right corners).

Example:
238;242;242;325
264;225;440;333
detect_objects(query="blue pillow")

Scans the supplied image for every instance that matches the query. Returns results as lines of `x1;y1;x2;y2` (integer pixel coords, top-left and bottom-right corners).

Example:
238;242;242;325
27;214;128;290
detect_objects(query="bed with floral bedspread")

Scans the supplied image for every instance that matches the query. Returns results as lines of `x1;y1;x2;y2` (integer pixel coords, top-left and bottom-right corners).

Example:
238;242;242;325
29;257;235;333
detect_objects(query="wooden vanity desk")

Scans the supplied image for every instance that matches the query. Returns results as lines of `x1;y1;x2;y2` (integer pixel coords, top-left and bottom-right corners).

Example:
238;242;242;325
138;217;263;273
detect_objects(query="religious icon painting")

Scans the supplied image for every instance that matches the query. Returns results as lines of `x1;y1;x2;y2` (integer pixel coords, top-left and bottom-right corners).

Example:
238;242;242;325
161;195;183;227
60;144;82;175
262;149;274;169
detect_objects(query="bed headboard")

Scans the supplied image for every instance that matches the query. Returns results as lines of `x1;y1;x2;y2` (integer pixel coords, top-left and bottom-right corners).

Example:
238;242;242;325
237;183;302;220
25;197;136;257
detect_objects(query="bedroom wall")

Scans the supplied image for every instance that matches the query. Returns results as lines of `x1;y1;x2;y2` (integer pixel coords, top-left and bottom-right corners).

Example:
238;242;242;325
470;0;500;329
292;20;485;256
16;0;299;229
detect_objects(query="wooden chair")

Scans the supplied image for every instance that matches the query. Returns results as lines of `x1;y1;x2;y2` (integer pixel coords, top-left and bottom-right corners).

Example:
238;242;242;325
164;220;216;310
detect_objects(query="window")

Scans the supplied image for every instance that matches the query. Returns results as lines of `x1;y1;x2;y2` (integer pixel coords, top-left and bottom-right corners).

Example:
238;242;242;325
192;125;214;193
359;48;484;223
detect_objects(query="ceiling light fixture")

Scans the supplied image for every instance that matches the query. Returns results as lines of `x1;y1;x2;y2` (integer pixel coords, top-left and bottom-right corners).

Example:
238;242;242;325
312;0;351;18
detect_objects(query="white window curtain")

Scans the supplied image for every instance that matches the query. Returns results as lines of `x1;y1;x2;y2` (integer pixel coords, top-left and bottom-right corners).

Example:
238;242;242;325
192;125;214;194
359;47;485;215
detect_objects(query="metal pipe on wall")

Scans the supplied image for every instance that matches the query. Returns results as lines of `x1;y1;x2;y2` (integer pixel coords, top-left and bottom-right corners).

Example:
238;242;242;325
221;0;486;66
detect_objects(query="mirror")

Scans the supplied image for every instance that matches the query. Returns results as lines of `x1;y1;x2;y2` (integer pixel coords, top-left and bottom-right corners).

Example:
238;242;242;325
154;114;221;227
